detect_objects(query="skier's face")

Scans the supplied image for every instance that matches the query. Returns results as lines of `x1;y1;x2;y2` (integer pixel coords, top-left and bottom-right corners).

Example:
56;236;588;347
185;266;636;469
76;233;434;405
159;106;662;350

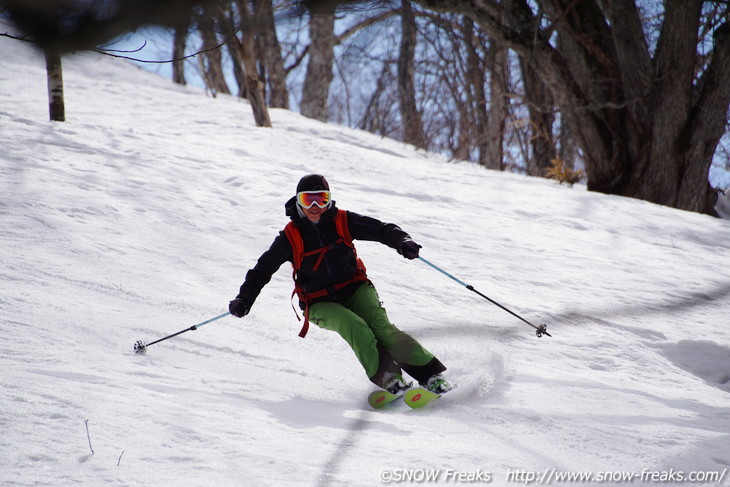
302;204;324;223
296;190;330;223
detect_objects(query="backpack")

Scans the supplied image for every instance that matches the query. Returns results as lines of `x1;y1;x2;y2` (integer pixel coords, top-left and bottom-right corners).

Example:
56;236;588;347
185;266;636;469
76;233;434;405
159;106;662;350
283;209;369;337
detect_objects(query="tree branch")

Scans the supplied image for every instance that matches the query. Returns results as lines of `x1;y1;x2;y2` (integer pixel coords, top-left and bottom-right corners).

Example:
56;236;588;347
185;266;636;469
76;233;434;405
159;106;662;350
1;28;238;65
94;28;239;64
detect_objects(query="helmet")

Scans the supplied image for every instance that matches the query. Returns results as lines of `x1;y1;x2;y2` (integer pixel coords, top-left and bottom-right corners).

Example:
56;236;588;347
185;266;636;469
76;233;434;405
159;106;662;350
296;174;329;193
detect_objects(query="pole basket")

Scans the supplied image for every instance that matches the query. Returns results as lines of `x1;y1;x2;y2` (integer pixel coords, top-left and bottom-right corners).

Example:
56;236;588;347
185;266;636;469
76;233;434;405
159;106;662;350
535;324;551;338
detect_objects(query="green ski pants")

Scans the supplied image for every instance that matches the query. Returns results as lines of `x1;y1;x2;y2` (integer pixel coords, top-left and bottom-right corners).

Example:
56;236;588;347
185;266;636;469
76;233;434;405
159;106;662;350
308;283;441;386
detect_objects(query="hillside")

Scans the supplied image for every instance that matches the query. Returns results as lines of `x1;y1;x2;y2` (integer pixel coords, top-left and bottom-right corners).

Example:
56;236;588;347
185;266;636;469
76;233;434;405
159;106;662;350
1;33;729;487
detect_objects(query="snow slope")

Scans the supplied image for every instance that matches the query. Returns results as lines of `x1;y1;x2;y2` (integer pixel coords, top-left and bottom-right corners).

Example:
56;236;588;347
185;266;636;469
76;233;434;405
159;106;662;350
1;33;730;487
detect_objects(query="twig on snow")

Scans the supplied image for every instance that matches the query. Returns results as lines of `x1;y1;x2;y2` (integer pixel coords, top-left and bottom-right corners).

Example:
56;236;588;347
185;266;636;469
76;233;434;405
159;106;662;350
84;419;94;456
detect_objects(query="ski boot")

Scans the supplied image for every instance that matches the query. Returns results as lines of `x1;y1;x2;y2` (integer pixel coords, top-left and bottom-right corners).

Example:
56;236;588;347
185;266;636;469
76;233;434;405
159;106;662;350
425;374;454;394
384;373;413;395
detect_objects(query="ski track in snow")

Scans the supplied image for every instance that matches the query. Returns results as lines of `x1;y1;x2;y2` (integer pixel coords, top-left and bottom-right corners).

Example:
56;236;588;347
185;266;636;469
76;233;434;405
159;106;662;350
2;26;730;486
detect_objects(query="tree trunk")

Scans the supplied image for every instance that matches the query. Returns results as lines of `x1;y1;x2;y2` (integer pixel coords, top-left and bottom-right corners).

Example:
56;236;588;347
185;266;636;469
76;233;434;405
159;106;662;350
236;0;272;127
45;51;65;122
462;18;489;167
240;39;272;127
215;1;272;127
626;0;701;206
398;0;426;148
301;2;336;121
172;19;189;85
558;114;577;172
519;58;555;177
358;62;394;136
484;38;509;170
196;10;230;96
258;0;289;109
676;21;730;214
216;4;247;97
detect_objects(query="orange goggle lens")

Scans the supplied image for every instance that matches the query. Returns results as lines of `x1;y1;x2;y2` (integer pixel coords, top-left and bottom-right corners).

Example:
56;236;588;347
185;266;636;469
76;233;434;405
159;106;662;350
297;191;331;209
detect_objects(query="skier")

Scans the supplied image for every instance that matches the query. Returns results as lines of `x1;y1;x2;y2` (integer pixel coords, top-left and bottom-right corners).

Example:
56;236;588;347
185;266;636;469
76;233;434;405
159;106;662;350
229;174;453;395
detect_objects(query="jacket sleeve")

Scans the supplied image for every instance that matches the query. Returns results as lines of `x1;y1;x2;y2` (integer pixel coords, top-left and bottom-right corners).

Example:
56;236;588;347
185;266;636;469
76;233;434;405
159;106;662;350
235;232;293;307
346;211;411;249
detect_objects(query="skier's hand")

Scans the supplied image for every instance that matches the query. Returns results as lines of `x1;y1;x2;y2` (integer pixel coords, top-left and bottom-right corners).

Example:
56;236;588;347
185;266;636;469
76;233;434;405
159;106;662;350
229;298;251;318
398;239;422;259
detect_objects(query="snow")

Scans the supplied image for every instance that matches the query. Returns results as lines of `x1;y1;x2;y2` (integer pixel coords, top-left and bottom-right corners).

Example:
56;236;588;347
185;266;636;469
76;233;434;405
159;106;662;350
2;31;730;487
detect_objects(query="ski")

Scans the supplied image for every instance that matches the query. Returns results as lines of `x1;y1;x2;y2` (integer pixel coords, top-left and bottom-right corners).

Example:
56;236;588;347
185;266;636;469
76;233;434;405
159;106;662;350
403;387;441;409
367;389;403;409
368;384;452;410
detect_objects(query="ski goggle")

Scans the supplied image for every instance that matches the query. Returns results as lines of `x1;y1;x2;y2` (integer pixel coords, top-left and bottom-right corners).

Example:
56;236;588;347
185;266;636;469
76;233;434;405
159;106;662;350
297;190;331;209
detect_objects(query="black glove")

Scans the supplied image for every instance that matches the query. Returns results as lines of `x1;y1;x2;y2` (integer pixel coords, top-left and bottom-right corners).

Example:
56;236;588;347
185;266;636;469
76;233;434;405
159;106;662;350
229;298;251;318
398;239;421;259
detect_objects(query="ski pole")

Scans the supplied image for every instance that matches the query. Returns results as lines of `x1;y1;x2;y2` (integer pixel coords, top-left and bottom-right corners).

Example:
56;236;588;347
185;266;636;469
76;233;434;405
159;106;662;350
134;311;231;353
418;256;551;338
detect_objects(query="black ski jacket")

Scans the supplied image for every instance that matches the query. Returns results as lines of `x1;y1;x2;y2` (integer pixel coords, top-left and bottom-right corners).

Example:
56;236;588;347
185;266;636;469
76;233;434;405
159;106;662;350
236;197;412;309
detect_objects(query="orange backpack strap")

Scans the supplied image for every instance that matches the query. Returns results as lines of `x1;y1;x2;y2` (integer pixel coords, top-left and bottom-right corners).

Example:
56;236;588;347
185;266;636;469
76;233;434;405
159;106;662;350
335;210;367;276
283;222;310;337
284;222;303;269
334;210;353;246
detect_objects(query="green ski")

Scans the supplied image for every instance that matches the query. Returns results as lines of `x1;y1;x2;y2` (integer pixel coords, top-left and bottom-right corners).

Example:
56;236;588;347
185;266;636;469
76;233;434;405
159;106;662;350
403;387;441;409
368;389;403;409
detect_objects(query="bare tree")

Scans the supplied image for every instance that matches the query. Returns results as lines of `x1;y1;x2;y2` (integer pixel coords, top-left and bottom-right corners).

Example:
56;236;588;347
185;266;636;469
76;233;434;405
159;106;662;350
300;1;336;121
481;29;509;170
519;58;555;177
172;19;190;85
461;18;489;166
236;0;272;126
45;51;65;121
257;0;289;108
312;4;400;128
412;0;730;215
358;61;399;135
196;8;231;96
216;3;247;97
398;0;426;148
215;0;272;127
398;11;511;168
